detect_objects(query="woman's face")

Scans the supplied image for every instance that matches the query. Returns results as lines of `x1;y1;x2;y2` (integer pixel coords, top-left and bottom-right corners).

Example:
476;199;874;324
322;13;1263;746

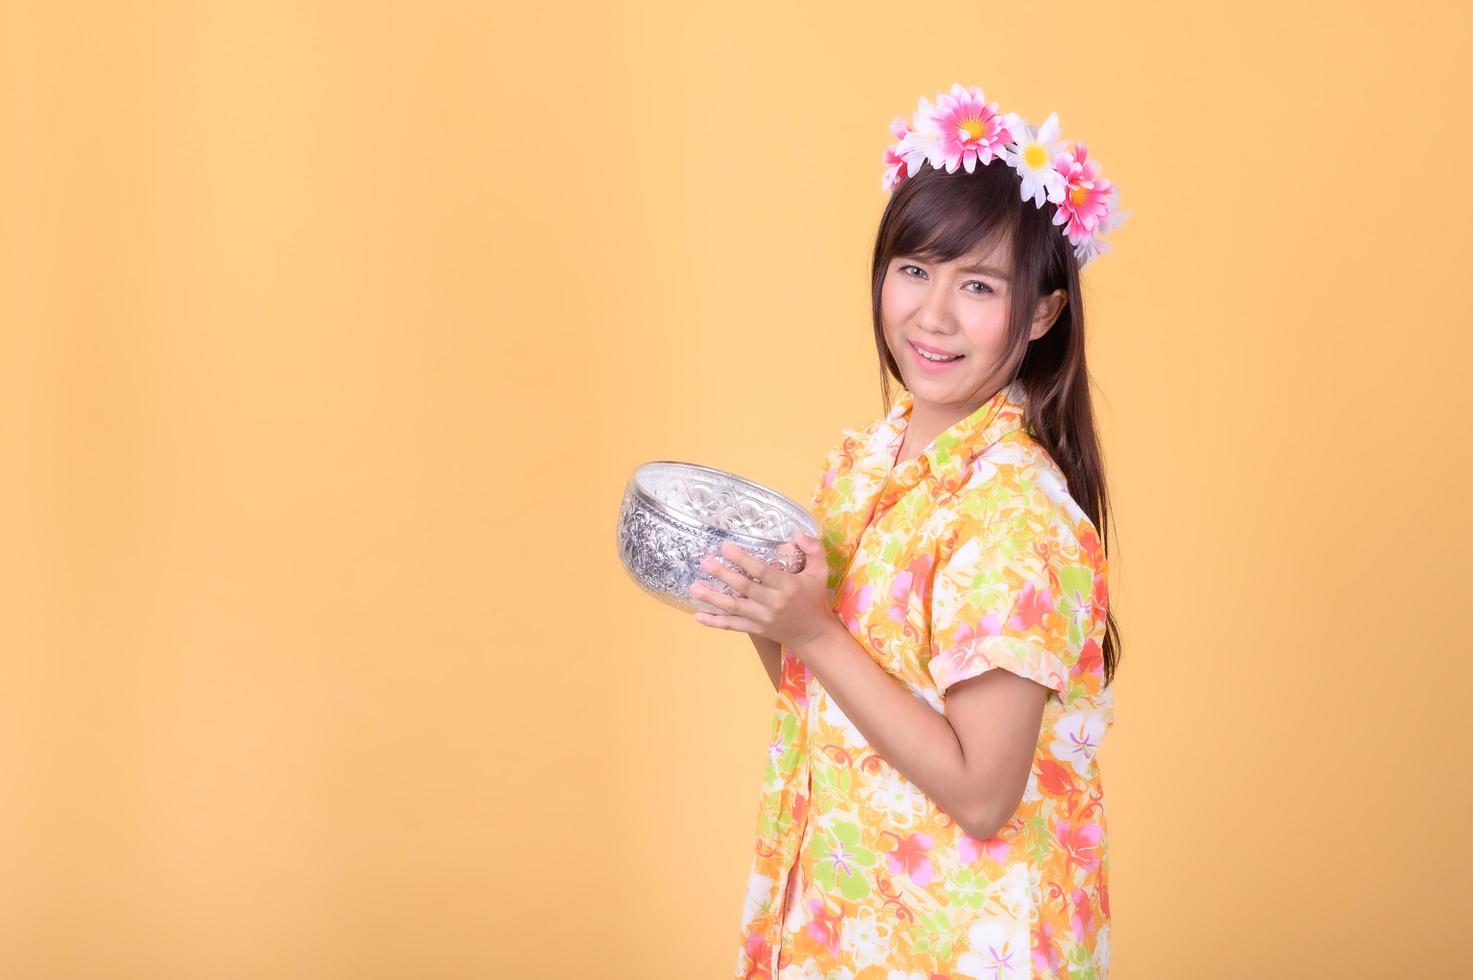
880;234;1018;407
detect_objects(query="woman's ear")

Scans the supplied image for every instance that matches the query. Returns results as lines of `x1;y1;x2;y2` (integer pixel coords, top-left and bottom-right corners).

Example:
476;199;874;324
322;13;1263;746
1029;289;1069;341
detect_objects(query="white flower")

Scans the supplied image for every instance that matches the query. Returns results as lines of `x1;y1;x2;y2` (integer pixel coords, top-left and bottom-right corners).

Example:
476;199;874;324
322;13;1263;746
956;918;1030;978
895;95;945;173
1074;234;1111;268
1050;709;1108;776
841;907;895;968
865;769;929;829
1097;185;1128;233
986;862;1031;922
1003;111;1067;208
741;872;774;929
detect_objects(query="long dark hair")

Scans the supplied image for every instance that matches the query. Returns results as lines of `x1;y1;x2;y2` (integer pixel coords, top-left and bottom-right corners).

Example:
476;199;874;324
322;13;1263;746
869;158;1121;688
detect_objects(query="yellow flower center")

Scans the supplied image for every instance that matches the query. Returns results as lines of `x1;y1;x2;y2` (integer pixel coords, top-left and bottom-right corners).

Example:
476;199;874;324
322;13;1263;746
1023;144;1047;168
961;117;985;141
1070;185;1088;206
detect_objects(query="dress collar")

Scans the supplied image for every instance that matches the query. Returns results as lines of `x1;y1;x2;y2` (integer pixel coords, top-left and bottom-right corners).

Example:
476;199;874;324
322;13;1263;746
873;379;1030;500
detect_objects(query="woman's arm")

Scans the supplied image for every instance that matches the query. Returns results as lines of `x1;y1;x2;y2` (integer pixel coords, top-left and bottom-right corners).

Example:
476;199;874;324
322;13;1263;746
791;620;1047;839
749;634;782;692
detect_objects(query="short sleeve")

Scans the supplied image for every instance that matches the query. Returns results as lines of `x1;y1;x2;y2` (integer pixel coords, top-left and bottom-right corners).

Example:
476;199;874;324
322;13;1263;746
926;488;1102;704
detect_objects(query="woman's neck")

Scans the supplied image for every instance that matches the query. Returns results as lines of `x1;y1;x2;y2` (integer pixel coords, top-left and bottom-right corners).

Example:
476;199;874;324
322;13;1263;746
897;414;944;465
901;385;1004;465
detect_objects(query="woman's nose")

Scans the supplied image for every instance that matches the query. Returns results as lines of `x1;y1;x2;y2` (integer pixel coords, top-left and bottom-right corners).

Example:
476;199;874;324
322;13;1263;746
916;294;954;334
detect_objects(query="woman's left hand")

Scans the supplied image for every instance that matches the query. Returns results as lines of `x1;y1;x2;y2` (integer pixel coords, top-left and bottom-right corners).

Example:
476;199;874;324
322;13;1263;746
689;532;838;652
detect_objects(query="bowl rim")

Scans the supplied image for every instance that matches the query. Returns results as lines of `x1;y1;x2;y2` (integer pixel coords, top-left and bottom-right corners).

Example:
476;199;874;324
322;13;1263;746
628;459;819;548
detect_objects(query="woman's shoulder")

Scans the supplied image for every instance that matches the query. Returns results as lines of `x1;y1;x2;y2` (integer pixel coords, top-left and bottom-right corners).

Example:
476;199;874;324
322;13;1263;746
807;414;888;511
818;410;893;471
954;430;1101;552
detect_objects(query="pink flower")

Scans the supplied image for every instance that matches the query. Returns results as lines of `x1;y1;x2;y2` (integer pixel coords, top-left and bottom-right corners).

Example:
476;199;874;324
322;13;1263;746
1052;143;1131;268
1032;920;1066;974
1052;142;1117;245
804;897;844;957
1071;887;1097;940
881;115;913;192
949;609;1003;650
884;831;935;887
922;83;1016;174
957;829;1012;864
890;568;914;601
1008;580;1056;631
1051;814;1104;874
833;581;874;634
741;932;772;980
983;836;1011;861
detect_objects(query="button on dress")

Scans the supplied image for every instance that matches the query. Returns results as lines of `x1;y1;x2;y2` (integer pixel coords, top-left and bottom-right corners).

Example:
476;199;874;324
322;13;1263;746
732;381;1114;979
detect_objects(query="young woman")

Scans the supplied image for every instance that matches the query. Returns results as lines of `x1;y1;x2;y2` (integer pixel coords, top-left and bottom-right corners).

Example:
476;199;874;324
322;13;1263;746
689;83;1127;979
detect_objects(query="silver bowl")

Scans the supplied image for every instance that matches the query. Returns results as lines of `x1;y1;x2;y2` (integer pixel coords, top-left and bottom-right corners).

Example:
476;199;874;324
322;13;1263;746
616;460;819;615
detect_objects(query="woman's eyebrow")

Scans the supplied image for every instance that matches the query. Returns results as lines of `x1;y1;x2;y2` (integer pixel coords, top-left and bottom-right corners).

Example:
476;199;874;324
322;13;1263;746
899;254;1009;280
957;263;1009;279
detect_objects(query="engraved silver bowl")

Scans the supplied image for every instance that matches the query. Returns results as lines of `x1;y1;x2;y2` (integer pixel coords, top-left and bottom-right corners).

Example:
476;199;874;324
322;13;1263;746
616;460;819;615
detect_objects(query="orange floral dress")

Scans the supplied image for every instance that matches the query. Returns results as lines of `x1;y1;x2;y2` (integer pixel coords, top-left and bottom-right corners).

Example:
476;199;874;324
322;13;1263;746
732;381;1115;979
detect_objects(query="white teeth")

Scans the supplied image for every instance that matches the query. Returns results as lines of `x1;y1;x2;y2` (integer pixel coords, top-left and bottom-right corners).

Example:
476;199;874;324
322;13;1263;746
914;344;960;362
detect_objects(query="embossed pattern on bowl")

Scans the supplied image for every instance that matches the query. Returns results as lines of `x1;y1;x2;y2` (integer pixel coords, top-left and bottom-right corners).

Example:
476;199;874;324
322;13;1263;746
616;461;819;615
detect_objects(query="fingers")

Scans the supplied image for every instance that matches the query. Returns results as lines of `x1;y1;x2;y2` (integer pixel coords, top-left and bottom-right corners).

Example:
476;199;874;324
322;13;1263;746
690;561;762;619
702;541;774;590
695;554;745;600
693;609;742;630
690;595;758;633
689;578;739;611
719;540;768;577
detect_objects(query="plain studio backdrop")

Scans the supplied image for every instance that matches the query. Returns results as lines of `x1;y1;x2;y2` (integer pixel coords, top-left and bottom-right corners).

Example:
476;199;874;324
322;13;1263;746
3;1;1470;977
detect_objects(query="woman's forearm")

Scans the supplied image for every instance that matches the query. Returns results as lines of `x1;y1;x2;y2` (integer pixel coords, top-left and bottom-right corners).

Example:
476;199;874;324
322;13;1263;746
789;620;983;836
750;634;782;692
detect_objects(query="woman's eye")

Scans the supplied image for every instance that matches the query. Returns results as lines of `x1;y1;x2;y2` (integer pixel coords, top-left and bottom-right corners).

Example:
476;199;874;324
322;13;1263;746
899;265;993;294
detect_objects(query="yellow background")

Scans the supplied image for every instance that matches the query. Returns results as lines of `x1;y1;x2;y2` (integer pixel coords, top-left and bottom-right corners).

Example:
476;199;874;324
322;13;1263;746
4;1;1470;976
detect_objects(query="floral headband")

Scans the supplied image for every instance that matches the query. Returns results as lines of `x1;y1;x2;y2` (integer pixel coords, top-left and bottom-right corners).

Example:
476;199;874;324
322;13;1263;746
882;83;1130;269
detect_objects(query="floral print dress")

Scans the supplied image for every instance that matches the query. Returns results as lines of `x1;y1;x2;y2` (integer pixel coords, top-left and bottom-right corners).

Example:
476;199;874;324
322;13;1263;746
733;381;1114;979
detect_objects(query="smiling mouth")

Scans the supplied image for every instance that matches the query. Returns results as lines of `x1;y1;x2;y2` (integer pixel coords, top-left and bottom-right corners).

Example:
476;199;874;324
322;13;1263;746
909;341;964;362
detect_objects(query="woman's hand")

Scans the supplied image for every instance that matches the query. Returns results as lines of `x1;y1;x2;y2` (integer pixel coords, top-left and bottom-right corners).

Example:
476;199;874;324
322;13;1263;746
688;532;838;652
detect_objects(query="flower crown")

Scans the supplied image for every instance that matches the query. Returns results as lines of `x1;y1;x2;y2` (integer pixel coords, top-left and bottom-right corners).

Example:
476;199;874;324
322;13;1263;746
882;83;1130;269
